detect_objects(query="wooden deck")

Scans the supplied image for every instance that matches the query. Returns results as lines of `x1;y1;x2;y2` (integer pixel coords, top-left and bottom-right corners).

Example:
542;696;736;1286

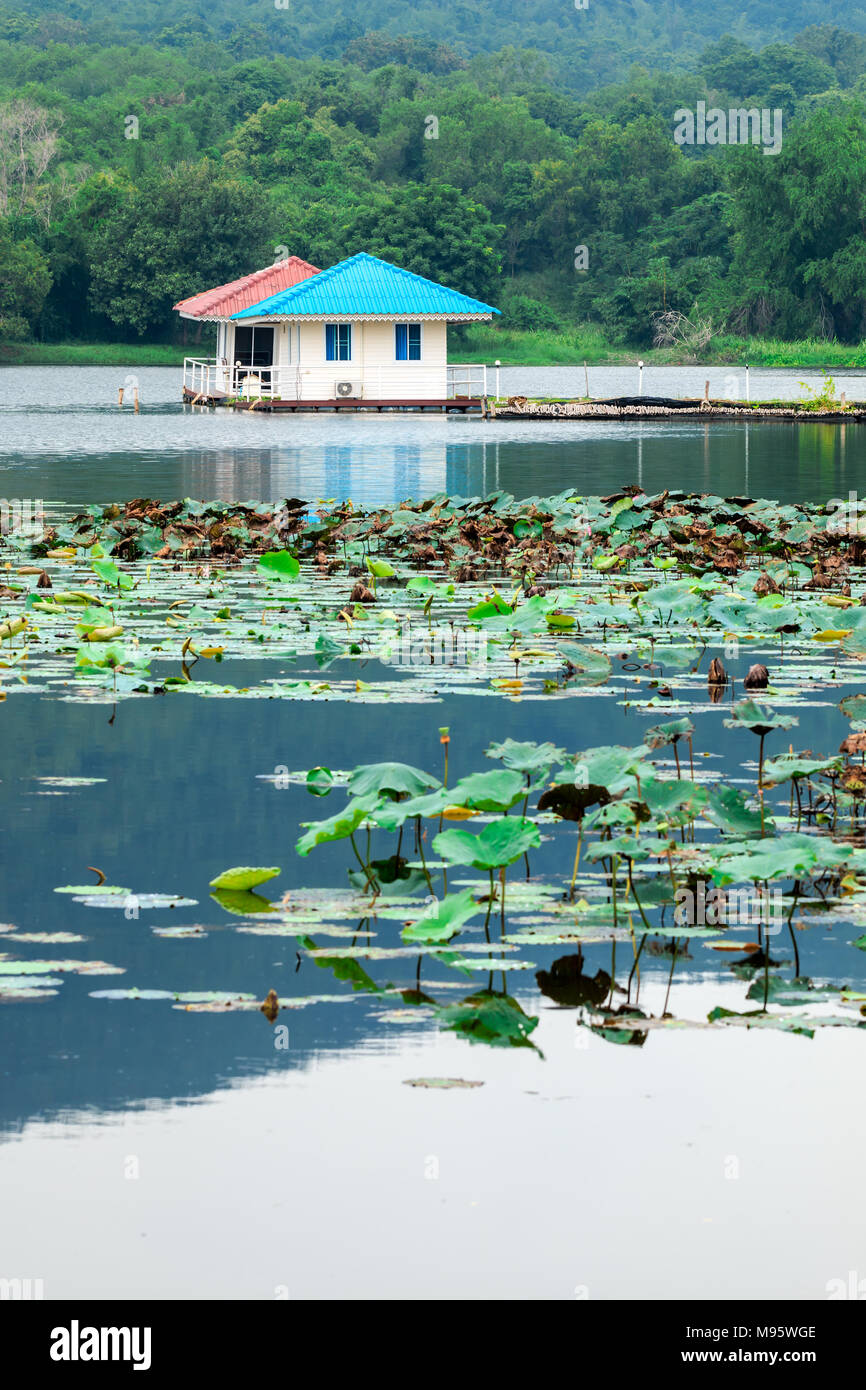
182;387;484;413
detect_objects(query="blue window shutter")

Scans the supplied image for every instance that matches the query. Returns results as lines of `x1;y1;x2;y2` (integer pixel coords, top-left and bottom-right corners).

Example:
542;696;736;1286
326;324;337;361
340;325;351;360
395;323;408;360
408;324;421;360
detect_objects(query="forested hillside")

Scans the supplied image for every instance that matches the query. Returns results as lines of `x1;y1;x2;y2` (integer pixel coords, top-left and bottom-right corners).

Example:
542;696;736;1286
3;0;866;350
6;0;866;87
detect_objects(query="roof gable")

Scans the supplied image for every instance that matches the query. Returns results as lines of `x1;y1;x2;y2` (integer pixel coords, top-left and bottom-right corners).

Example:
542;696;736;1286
174;256;320;320
231;253;499;321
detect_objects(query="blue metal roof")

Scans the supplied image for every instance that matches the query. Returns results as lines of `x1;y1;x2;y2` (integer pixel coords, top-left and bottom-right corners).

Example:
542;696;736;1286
232;253;500;320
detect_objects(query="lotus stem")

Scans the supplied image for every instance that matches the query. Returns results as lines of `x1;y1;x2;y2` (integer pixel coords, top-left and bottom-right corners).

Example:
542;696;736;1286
484;870;494;943
662;940;679;1017
626;930;647;1002
787;885;800;979
666;848;677;894
349;832;377;896
500;866;506;937
415;816;434;895
627;861;654;934
611;853;618;930
758;732;766;835
569;824;583;901
438;728;450;834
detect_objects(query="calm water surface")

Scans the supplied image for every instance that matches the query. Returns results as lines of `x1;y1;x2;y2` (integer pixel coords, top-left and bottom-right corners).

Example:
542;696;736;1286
1;366;864;1299
2;365;866;506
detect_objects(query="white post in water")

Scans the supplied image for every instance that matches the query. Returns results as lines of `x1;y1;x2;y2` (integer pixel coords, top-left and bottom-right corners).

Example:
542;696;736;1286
495;359;501;400
638;360;644;396
745;364;750;403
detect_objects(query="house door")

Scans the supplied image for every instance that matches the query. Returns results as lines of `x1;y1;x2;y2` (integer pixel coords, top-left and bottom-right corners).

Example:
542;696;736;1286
234;325;275;389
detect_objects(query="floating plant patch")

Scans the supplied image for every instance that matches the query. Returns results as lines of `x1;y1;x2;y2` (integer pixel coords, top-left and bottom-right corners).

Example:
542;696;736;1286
403;1077;484;1089
13;491;866;1047
32;777;107;788
5;489;866;711
0;958;123;975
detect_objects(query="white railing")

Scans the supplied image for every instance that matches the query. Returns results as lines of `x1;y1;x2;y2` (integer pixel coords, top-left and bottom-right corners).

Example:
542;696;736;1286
447;363;487;399
183;358;297;399
183;358;222;397
183;358;491;402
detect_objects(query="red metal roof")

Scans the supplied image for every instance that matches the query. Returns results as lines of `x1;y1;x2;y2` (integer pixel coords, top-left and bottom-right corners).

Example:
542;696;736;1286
173;257;320;319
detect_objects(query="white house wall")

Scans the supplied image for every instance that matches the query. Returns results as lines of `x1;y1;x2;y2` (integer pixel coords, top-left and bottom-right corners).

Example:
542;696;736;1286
216;319;452;400
294;320;448;400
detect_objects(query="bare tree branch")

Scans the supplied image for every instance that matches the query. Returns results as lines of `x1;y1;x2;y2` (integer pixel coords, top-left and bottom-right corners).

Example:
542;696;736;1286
0;100;62;225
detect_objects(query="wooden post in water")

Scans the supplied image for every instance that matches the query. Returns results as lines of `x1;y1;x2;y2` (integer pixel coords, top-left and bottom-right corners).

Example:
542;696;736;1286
133;386;140;413
841;392;847;411
704;380;710;404
117;387;124;407
584;359;590;399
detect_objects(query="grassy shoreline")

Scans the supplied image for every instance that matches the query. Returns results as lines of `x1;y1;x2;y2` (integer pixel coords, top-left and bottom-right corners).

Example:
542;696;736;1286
4;331;866;370
0;342;187;367
454;327;866;368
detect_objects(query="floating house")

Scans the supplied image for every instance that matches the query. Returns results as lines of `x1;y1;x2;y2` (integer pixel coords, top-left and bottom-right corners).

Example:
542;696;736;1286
175;256;320;398
179;252;499;411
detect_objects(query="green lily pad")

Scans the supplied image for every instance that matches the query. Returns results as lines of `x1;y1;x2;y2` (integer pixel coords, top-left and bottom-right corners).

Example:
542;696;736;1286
401;889;481;944
724;700;798;737
210;887;277;916
209;866;281;891
438;991;539;1049
705;785;766;838
347;762;440;800
433;817;541;871
257;551;300;580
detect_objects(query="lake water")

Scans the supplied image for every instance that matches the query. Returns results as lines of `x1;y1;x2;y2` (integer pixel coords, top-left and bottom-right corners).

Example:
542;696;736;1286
2;365;866;507
1;366;865;1300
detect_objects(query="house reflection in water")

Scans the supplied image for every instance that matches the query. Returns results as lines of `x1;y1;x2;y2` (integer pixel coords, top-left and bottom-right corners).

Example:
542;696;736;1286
175;442;453;507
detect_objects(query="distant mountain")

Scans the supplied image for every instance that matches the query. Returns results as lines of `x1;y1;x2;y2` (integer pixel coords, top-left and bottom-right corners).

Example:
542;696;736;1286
6;0;866;90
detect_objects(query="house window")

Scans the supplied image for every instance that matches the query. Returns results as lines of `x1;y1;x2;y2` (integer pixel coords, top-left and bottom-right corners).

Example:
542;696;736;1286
325;324;352;361
395;323;422;361
234;324;275;389
234;325;274;369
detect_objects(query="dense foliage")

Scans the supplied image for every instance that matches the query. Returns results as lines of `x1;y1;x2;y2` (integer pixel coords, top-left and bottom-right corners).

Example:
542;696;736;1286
3;2;866;347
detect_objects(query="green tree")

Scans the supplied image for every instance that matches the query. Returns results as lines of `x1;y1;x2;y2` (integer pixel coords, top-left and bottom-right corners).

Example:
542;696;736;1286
86;160;277;336
726;104;866;340
338;181;504;300
224;99;337;185
0;219;51;337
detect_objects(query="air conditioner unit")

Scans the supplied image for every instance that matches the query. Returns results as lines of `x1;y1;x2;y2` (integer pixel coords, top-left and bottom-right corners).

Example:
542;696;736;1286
334;380;363;399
